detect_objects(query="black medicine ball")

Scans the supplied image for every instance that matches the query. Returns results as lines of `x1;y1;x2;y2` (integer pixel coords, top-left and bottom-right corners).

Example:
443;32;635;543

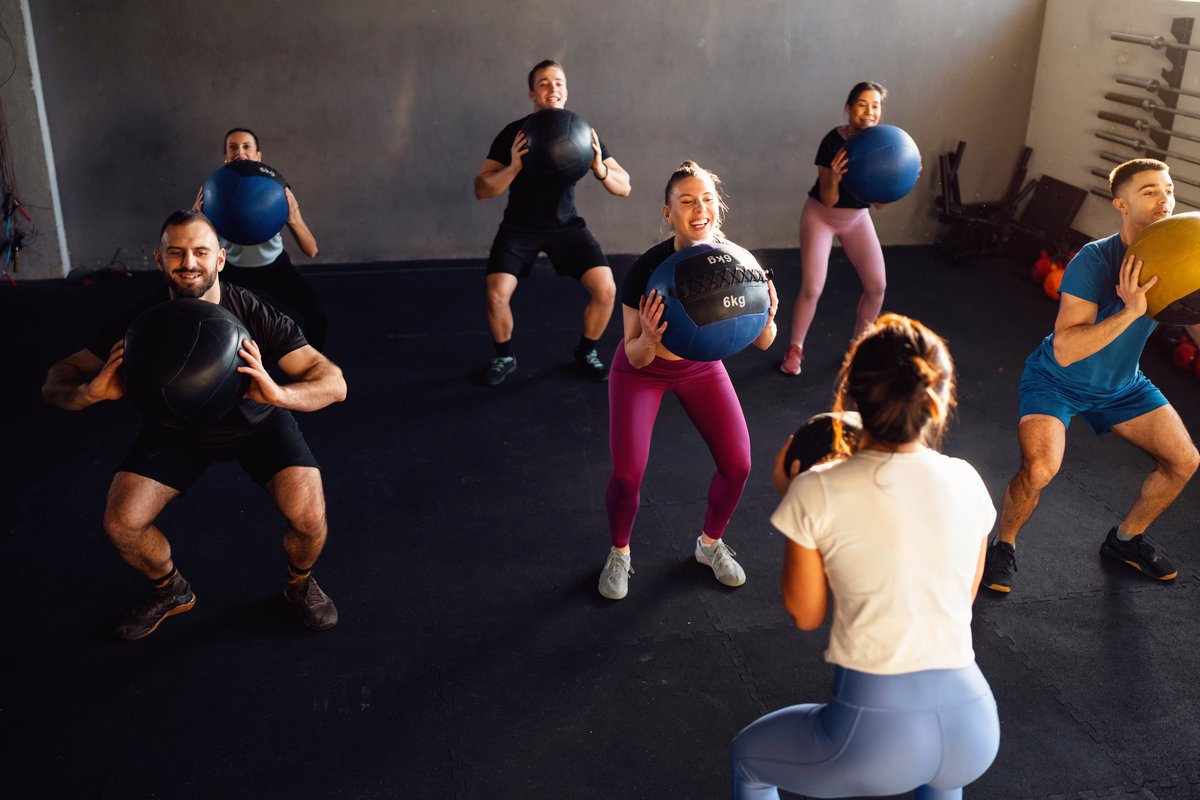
784;412;863;475
520;108;593;182
123;299;252;428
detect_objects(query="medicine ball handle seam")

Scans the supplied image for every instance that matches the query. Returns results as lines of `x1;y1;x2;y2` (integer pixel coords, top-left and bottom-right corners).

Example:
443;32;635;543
676;266;769;300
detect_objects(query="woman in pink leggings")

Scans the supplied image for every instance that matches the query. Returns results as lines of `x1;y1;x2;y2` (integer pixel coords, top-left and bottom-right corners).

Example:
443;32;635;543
599;161;779;600
781;81;889;376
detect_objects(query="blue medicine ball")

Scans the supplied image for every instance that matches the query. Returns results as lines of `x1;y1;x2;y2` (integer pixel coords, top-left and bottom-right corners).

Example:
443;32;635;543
202;160;289;245
645;243;771;362
520;108;593;183
840;125;921;204
123;299;252;429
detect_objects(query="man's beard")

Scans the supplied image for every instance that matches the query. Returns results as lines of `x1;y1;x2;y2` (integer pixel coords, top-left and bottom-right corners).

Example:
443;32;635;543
165;268;217;298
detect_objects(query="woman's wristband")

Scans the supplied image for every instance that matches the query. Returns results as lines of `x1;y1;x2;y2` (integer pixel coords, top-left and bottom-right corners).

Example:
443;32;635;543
596;163;610;181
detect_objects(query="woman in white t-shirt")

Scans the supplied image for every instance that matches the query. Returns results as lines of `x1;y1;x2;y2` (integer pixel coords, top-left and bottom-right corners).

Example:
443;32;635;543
729;314;999;800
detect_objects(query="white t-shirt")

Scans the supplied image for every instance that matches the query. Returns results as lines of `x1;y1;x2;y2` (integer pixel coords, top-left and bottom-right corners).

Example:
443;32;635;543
770;447;995;675
220;233;284;268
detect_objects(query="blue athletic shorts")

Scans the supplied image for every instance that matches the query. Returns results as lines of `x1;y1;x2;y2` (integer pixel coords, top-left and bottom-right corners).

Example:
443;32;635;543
1018;361;1168;435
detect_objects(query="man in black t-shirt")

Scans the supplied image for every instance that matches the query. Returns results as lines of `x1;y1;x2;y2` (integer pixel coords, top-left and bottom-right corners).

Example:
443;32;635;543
473;59;631;385
42;210;348;641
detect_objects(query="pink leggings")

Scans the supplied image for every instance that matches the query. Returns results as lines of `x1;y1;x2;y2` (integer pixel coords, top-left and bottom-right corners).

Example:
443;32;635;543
790;196;886;347
606;343;751;549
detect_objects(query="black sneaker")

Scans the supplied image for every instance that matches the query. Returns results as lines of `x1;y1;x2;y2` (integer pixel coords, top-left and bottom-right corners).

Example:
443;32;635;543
981;539;1017;593
115;576;196;640
1099;527;1177;580
484;355;516;385
574;347;610;381
284;574;339;630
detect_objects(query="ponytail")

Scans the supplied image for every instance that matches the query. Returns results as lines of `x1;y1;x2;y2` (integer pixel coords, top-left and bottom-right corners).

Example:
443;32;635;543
831;314;955;455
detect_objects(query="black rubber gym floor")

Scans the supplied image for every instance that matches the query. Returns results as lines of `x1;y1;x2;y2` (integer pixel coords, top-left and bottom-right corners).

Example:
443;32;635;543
5;245;1200;799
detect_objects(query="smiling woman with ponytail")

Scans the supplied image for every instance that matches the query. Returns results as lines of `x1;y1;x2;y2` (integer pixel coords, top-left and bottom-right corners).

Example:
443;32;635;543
730;314;1000;800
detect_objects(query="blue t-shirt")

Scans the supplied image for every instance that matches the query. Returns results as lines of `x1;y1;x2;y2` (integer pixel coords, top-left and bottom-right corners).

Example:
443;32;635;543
1027;232;1157;392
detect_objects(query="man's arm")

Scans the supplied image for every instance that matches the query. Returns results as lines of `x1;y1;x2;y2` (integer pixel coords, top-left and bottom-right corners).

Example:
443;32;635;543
284;188;319;258
238;341;346;412
596;157;631;197
475;131;529;201
42;342;126;410
589;129;630;197
1052;251;1156;368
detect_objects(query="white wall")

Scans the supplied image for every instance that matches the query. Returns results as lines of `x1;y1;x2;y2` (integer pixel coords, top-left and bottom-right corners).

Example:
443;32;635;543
29;0;1047;271
1025;0;1200;239
0;0;69;279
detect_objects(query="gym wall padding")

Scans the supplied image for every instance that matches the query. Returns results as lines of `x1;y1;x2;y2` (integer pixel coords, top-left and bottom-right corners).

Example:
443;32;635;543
29;0;1046;271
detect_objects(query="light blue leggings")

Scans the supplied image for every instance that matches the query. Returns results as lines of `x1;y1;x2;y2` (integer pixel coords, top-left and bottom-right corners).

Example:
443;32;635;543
730;663;999;800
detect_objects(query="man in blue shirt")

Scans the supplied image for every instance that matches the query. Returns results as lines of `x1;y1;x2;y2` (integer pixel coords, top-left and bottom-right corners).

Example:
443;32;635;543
983;159;1200;593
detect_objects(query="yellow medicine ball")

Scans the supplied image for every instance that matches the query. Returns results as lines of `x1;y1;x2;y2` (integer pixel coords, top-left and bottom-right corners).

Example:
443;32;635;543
1130;211;1200;324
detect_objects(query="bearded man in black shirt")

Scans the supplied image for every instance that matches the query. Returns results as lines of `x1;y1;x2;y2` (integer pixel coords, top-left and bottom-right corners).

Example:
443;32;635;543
42;210;347;640
474;59;631;385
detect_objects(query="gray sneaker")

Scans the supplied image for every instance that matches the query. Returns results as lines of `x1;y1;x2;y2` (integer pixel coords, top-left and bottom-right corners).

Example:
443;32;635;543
599;548;633;599
695;536;746;586
484;356;517;386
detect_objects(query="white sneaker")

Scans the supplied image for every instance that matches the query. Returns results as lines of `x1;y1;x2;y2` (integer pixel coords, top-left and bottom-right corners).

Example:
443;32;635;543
695;536;746;586
599;548;633;599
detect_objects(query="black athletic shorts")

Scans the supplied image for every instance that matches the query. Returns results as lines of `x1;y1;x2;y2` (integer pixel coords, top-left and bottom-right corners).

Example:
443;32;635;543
486;223;610;280
116;408;320;492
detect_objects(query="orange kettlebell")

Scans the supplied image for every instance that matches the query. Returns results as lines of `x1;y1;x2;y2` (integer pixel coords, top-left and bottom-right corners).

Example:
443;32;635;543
1032;250;1053;284
1043;265;1066;300
1174;339;1198;371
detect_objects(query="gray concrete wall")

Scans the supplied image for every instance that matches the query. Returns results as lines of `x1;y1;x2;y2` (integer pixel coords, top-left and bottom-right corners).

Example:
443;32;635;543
29;0;1046;272
1025;0;1200;241
0;0;69;279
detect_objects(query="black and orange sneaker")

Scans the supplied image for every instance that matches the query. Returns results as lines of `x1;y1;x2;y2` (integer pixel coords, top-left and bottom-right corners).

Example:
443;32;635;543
115;573;196;641
981;539;1017;593
284;573;339;630
1099;527;1177;580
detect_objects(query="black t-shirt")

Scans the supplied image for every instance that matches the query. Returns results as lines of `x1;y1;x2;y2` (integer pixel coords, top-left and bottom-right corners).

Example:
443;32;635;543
807;127;869;210
487;116;611;231
621;239;678;309
621;236;737;308
88;283;309;440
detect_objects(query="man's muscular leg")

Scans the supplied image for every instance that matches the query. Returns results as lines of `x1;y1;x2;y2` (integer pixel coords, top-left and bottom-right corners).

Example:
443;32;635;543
997;415;1067;546
267;466;337;629
265;466;327;569
103;471;181;578
1109;404;1199;534
486;272;519;344
579;266;616;340
105;471;193;640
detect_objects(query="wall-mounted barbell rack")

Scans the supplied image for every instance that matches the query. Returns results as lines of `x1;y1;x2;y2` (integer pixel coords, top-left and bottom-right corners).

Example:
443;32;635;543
1097;18;1200;207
